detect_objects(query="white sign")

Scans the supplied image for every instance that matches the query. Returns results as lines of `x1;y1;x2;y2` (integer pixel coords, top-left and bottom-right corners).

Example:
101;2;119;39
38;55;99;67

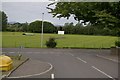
58;31;64;35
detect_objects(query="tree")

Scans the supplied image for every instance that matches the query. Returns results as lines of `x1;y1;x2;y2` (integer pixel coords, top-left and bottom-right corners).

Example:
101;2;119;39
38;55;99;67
21;22;29;32
47;2;120;29
7;22;27;32
0;11;8;31
28;20;42;33
28;20;56;33
43;21;56;33
0;11;7;31
63;22;74;34
0;11;2;31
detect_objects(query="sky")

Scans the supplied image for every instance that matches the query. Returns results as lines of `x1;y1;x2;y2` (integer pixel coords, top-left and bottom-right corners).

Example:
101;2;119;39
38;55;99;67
1;0;119;26
2;1;78;26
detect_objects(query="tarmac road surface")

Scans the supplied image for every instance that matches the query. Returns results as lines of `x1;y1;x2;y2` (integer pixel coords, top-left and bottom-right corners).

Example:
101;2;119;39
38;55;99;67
2;48;118;79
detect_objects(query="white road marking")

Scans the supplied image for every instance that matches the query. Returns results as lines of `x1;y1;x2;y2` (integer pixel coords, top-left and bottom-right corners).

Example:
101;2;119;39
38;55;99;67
9;52;15;53
34;52;40;54
76;57;87;63
92;66;116;80
8;63;53;78
96;55;118;63
69;53;74;56
51;74;55;79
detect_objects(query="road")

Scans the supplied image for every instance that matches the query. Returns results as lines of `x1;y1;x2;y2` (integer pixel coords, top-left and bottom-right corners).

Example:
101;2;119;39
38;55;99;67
2;48;118;79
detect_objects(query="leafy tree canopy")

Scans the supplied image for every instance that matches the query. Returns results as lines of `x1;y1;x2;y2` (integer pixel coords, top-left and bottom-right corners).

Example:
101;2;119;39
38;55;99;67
28;20;56;33
47;2;120;28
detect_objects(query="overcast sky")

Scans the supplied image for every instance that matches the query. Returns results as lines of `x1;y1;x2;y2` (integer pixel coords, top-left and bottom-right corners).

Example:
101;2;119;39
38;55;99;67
2;0;119;26
2;2;78;26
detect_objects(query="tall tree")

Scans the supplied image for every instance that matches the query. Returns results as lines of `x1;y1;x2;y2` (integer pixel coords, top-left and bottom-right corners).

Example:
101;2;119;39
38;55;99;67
1;11;8;31
0;11;2;31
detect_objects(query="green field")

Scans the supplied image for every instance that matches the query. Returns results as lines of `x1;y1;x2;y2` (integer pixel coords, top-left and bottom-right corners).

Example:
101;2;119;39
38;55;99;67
2;32;118;48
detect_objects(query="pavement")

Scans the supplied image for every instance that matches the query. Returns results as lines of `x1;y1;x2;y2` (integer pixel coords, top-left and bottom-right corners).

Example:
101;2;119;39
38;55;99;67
2;48;119;79
8;59;53;78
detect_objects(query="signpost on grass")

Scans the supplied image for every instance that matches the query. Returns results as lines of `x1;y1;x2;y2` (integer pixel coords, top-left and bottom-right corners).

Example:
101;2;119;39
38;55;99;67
58;31;64;35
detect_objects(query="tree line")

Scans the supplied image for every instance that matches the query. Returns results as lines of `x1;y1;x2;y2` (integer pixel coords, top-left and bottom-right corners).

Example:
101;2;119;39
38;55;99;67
1;10;119;36
61;22;119;36
3;20;119;36
0;11;57;33
7;21;57;33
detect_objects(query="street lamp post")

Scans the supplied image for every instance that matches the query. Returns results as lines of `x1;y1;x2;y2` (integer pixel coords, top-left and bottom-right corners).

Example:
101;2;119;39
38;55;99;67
41;13;44;48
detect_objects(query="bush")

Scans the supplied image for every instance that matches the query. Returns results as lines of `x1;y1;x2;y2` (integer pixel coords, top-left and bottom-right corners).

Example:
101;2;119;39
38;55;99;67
22;33;26;35
46;37;57;48
115;41;120;47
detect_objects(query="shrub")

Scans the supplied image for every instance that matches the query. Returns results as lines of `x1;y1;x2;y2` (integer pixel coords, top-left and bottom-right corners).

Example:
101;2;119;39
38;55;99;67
22;33;25;35
115;41;120;47
46;37;57;48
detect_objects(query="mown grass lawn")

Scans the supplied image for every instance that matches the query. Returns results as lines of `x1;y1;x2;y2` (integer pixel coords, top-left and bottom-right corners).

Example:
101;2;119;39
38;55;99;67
2;32;118;48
